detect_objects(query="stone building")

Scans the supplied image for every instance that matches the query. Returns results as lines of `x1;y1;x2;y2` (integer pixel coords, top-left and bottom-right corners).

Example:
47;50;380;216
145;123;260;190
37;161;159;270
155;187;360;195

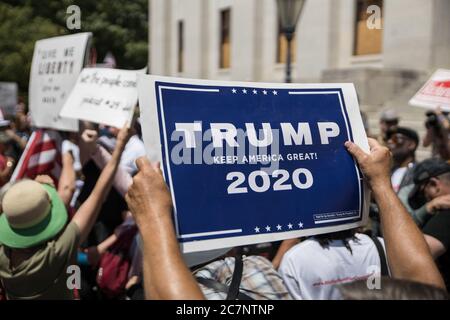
148;0;450;156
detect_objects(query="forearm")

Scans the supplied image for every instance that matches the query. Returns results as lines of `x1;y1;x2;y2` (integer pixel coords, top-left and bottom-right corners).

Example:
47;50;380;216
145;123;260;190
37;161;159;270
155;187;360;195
10;132;27;149
372;181;445;289
423;130;432;147
92;145;132;197
73;145;124;242
410;205;430;227
97;233;118;254
90;145;123;200
138;214;205;300
272;239;299;270
58;153;76;207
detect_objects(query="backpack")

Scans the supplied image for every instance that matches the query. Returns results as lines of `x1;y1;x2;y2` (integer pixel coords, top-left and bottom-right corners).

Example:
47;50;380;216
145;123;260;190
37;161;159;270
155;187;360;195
196;255;254;300
371;236;390;277
96;225;138;299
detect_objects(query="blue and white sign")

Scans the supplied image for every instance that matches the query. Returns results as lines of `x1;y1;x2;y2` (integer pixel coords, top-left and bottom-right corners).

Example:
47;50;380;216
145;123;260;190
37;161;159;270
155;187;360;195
138;75;370;253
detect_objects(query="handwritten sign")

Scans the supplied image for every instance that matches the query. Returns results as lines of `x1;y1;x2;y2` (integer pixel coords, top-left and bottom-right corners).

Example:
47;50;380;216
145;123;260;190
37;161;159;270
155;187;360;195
0;82;18;115
60;68;145;128
138;75;370;253
29;33;92;131
409;69;450;111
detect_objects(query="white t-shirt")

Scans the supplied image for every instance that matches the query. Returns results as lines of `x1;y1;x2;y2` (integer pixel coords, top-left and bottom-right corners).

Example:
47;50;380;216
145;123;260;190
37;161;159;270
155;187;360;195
120;135;146;175
279;233;386;300
61;140;82;172
391;167;408;193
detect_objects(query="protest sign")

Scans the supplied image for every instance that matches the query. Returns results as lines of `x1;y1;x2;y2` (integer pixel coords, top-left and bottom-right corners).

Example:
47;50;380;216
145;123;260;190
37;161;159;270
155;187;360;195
138;75;370;253
409;69;450;111
60;67;145;128
0;82;18;115
29;32;92;131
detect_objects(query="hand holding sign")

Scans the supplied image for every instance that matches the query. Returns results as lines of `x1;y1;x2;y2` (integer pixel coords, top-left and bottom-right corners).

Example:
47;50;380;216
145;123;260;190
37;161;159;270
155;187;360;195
345;138;392;189
125;157;172;228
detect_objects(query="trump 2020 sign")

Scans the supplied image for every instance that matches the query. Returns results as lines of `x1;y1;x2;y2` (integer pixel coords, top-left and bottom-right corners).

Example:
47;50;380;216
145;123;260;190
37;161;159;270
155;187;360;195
138;76;370;253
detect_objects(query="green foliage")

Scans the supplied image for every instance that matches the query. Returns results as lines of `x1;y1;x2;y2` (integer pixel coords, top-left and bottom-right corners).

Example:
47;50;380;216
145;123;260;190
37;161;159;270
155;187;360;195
0;0;148;95
0;3;63;92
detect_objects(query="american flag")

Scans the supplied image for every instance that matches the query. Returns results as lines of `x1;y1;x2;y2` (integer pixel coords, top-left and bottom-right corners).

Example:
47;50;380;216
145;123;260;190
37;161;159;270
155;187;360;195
10;129;62;183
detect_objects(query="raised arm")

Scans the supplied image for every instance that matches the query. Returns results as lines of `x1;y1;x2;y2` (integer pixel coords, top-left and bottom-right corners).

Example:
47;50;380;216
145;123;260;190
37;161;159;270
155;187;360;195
5;129;27;150
345;138;445;289
125;157;205;300
58;151;76;207
71;124;130;243
91;144;132;197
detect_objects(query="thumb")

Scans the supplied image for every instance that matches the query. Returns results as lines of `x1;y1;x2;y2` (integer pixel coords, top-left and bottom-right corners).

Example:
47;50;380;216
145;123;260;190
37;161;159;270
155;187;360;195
345;141;367;163
135;156;152;173
152;161;163;176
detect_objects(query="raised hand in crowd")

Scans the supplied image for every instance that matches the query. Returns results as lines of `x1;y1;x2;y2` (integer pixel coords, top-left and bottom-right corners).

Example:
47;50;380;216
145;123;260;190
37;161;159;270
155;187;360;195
126;157;205;300
72;123;130;244
79;127;99;166
345;138;446;289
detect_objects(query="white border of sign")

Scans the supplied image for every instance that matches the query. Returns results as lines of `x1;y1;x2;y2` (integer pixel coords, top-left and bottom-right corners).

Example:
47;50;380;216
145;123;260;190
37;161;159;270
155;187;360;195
138;75;371;253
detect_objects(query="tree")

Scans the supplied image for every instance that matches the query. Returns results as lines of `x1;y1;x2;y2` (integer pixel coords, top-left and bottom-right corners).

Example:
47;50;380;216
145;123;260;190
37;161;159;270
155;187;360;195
0;3;63;94
0;0;148;96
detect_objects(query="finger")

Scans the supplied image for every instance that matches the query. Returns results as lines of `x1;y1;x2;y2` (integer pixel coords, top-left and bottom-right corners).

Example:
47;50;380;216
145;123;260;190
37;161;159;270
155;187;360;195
118;122;129;137
367;138;381;150
345;141;367;163
136;156;153;173
151;161;160;171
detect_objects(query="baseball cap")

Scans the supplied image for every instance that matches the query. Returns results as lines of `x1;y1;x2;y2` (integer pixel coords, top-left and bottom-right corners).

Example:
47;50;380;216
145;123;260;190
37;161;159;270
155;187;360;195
408;158;450;209
386;127;419;146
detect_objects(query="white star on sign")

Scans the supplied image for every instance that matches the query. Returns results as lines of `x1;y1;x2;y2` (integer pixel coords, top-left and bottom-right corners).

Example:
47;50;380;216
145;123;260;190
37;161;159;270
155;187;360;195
252;89;257;94
232;88;237;93
262;90;268;95
272;90;278;95
265;225;271;232
276;224;282;231
298;222;304;228
242;89;247;94
288;223;293;229
254;226;260;233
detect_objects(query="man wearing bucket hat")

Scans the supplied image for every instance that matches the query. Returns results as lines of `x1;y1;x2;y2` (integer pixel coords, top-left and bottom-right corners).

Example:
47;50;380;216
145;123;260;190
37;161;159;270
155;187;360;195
408;158;450;289
0;124;130;300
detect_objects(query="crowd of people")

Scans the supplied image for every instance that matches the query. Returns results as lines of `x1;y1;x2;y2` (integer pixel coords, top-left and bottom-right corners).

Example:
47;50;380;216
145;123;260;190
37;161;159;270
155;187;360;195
0;99;449;300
